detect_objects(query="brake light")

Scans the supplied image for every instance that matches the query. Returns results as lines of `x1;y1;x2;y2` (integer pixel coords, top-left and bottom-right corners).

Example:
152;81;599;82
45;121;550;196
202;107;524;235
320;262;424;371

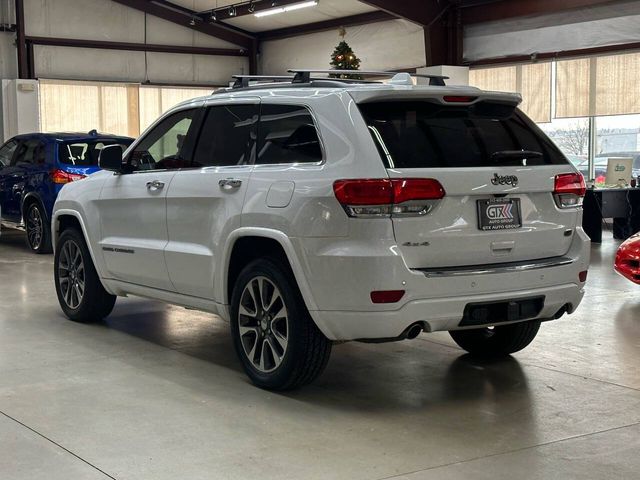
333;178;445;217
51;169;86;184
443;96;477;103
553;173;586;208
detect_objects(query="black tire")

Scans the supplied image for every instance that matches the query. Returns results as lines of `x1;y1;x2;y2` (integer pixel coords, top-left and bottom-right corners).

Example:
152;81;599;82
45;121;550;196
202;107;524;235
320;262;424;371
449;320;541;357
25;201;52;254
54;228;116;323
230;258;332;391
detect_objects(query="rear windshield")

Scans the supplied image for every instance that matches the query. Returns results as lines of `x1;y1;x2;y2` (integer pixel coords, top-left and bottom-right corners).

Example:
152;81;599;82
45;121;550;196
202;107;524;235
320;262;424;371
359;101;568;169
58;140;132;166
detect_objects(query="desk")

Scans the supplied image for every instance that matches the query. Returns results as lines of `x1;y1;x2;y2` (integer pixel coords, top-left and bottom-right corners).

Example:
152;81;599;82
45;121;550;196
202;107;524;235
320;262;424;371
582;188;640;243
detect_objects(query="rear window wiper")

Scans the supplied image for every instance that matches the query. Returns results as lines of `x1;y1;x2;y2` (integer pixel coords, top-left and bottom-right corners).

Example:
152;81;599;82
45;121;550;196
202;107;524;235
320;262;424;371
491;150;542;160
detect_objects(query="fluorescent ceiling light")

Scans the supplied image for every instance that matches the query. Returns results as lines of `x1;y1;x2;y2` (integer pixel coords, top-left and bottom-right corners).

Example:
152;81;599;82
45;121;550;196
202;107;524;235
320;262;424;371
255;0;318;17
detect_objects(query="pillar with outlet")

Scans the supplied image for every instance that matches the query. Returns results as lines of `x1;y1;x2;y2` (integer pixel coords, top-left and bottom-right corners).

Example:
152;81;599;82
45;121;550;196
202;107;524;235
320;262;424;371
1;80;40;142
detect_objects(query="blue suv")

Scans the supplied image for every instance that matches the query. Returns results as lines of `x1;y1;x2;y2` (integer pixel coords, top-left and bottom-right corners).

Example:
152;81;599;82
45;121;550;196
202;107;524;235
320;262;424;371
0;131;133;253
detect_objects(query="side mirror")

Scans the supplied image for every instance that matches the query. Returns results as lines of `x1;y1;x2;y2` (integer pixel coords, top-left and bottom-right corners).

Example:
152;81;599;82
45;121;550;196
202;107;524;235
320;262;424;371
99;145;124;172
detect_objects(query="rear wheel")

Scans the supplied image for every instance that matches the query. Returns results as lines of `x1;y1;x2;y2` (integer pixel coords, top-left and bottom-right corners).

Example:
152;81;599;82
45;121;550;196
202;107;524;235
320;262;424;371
54;228;116;322
230;258;332;390
25;202;51;254
449;320;541;357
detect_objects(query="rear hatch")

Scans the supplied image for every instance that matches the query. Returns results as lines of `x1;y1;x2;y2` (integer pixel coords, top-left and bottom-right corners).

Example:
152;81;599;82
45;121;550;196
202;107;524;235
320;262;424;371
357;96;582;269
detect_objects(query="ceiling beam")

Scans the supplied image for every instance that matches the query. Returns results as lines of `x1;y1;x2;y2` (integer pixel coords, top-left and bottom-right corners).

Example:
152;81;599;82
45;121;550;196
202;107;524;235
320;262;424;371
357;0;449;26
198;0;307;21
258;11;395;41
26;36;248;57
461;0;620;24
111;0;255;49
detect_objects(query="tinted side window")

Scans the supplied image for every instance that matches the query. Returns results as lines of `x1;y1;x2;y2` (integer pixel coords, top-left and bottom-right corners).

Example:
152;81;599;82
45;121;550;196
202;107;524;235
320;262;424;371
12;140;46;166
129;109;197;171
257;105;322;165
0;140;18;166
192;104;257;167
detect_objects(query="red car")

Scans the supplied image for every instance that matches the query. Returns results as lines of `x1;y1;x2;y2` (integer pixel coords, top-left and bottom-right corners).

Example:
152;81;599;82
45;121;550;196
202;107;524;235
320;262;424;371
615;234;640;284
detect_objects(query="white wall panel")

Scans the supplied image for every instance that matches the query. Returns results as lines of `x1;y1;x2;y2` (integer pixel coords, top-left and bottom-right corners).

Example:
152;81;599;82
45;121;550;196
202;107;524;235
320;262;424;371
464;1;640;62
145;51;248;84
25;0;144;42
22;0;245;84
144;14;240;49
34;45;146;82
34;45;247;85
260;20;425;75
0;34;17;79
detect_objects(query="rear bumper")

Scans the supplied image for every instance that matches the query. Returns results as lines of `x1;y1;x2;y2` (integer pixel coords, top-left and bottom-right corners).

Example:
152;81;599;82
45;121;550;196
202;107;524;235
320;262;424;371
302;228;590;341
311;283;584;340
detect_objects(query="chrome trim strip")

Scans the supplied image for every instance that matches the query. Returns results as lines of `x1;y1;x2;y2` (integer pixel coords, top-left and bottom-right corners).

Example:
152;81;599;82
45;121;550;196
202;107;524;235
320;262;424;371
415;256;574;278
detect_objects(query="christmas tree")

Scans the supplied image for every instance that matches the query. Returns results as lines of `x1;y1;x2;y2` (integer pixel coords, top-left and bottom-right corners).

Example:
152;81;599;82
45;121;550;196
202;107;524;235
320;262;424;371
329;30;362;79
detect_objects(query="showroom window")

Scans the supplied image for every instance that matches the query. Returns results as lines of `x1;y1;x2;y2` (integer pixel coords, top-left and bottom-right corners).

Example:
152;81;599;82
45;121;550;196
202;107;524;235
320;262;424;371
39;80;211;139
192;105;258;167
470;51;640;182
469;62;551;123
256;105;323;165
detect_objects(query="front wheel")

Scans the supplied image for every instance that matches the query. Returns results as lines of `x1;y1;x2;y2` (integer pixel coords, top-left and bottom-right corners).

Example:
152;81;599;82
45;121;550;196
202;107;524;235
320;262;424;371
230;258;332;390
449;320;541;357
54;228;116;322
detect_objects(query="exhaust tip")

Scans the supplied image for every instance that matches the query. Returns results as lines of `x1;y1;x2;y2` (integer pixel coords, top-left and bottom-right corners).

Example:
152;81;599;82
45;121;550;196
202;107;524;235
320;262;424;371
406;323;423;340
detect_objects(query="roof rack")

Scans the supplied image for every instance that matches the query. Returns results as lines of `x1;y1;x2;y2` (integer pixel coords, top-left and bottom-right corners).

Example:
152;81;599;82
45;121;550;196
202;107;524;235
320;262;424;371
218;69;450;93
288;69;449;86
232;75;294;89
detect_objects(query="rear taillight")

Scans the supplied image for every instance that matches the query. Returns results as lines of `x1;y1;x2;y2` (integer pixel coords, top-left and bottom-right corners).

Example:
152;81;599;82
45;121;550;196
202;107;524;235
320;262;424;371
333;178;445;217
51;169;86;184
553;173;586;209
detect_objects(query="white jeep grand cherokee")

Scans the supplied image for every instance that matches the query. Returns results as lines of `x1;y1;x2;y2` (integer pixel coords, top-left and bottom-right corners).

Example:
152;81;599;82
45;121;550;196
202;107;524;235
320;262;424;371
52;70;589;390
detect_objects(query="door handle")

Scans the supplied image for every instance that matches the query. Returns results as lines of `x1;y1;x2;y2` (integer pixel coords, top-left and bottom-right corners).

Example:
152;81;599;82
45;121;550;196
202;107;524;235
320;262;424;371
146;180;165;190
219;178;242;190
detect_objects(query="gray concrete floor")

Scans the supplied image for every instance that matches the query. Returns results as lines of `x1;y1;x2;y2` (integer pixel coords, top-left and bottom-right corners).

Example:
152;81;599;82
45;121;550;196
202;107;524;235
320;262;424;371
0;227;639;480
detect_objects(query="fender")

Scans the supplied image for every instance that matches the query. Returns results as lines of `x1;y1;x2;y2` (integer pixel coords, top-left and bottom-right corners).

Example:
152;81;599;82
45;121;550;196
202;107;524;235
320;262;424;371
52;208;114;294
218;227;319;316
22;191;48;220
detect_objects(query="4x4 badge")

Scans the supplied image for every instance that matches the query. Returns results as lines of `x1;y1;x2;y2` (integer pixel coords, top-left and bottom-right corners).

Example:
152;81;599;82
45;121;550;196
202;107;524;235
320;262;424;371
491;173;519;187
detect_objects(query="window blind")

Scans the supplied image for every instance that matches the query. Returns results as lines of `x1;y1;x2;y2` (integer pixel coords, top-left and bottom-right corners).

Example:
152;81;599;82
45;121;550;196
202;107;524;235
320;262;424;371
469;63;551;123
39;80;211;138
555;52;640;118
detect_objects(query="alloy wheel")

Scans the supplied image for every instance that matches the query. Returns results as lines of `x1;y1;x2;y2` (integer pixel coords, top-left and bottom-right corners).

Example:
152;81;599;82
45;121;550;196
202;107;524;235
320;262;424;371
238;276;289;373
26;205;43;251
57;240;85;309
